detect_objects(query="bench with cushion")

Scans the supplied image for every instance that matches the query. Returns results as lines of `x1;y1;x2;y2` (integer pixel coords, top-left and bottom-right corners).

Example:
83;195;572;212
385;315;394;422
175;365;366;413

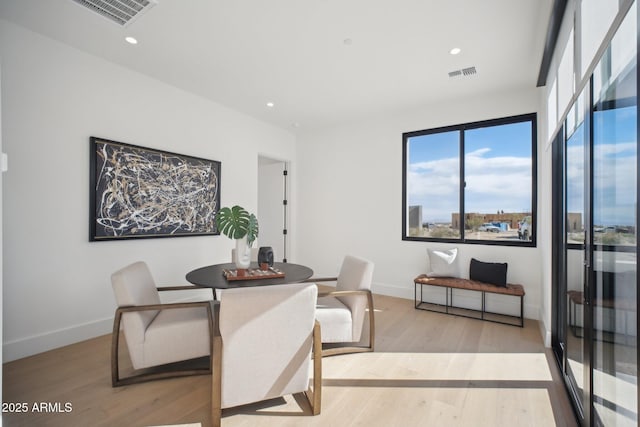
413;275;525;327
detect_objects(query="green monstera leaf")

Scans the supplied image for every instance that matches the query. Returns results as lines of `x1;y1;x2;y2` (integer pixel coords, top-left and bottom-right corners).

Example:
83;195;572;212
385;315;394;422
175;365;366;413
246;213;259;246
216;205;259;246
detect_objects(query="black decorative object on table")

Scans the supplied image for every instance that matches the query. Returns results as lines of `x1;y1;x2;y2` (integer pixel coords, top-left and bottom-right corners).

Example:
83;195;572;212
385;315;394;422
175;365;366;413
258;246;274;267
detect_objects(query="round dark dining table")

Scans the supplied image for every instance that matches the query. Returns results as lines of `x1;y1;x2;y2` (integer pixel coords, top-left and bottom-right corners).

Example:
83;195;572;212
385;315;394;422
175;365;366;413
186;262;314;289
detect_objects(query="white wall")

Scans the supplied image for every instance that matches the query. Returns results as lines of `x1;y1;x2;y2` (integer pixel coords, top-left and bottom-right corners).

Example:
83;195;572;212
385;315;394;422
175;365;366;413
0;20;296;361
296;87;545;322
538;86;553;347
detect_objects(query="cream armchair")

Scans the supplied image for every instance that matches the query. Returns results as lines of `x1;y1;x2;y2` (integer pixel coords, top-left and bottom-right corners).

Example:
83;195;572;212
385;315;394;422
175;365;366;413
110;261;214;387
211;283;321;426
314;255;375;357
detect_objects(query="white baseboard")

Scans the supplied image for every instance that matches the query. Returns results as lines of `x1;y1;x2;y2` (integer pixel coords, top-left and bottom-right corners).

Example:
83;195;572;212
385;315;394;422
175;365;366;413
537;305;552;347
3;317;113;362
540;322;552;348
373;281;414;300
3;292;214;362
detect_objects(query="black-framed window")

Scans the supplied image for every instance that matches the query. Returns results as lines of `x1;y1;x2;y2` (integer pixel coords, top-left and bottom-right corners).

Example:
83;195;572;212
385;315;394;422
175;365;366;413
402;113;537;247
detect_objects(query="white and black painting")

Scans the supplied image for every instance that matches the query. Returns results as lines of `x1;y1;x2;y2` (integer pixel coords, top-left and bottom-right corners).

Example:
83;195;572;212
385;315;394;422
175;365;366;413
90;137;221;241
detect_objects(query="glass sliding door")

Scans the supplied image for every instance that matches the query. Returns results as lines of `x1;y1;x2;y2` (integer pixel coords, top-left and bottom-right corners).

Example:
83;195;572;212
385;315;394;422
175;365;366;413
591;4;637;424
553;3;638;425
566;90;588;416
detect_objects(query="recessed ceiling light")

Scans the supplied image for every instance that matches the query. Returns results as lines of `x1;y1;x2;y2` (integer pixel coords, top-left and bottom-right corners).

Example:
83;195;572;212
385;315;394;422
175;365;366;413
125;36;138;45
450;47;461;55
266;102;275;108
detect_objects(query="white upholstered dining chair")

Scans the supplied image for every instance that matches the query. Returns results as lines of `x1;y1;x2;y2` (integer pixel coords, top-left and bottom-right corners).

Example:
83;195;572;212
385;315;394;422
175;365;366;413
211;282;321;426
110;261;215;386
314;255;375;356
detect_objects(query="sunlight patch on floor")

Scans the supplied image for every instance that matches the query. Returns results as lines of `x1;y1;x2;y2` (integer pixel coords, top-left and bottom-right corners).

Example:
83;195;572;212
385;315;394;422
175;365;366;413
322;352;553;382
221;386;557;427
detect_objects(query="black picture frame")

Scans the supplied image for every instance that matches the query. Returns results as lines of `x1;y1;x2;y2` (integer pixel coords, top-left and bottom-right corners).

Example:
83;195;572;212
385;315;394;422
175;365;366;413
89;136;221;241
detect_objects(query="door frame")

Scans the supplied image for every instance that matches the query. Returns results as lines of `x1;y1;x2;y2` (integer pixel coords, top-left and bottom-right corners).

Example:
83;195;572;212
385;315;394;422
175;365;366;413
258;154;290;262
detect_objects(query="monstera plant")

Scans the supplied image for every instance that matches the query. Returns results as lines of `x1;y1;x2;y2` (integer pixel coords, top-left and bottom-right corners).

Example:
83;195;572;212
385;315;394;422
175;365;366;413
216;205;259;244
216;205;259;270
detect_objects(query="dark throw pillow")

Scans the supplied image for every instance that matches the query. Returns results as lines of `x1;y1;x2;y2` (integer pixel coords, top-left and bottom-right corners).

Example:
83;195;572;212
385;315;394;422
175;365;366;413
469;258;508;287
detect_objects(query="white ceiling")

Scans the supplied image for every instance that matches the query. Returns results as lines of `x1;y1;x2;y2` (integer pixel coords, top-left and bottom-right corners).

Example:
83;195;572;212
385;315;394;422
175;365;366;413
0;0;553;132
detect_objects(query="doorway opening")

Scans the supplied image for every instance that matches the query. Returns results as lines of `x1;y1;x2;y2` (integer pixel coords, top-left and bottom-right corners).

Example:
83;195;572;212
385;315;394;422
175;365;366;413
258;156;289;262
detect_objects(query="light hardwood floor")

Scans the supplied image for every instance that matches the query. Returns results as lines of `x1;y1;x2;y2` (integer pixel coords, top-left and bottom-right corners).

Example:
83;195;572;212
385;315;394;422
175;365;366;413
3;292;578;427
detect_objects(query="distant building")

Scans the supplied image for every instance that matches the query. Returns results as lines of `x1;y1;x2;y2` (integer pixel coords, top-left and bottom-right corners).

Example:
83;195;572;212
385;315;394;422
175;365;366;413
567;213;583;232
452;212;532;230
408;206;423;230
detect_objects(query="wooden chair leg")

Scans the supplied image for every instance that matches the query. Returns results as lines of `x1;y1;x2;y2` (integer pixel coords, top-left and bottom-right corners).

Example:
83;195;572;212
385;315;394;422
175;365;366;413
306;320;322;415
111;310;123;387
366;290;375;351
211;306;223;427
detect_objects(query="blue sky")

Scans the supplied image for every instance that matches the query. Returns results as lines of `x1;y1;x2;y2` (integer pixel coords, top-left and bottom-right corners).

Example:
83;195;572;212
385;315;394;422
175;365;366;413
407;121;532;223
567;105;637;227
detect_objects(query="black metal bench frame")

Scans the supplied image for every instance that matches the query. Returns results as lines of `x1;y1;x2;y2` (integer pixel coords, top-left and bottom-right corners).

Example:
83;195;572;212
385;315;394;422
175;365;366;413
414;277;524;327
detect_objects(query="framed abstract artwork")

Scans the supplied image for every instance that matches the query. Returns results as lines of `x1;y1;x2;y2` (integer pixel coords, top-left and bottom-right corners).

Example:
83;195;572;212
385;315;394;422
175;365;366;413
90;137;221;241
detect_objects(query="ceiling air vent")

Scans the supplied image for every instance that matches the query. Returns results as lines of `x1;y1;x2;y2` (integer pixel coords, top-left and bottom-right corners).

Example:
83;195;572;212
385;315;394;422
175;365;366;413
448;66;477;78
71;0;157;27
462;66;477;76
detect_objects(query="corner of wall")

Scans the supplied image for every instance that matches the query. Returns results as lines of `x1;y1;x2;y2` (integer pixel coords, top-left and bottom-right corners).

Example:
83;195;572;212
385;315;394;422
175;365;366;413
539;306;552;347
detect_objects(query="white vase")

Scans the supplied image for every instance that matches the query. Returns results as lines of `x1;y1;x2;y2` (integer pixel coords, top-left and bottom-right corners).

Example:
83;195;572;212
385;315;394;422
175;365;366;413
234;236;252;270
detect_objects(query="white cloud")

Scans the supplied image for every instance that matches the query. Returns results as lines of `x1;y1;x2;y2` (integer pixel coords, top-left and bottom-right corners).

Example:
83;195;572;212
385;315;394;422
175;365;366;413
408;148;532;220
553;142;635;224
